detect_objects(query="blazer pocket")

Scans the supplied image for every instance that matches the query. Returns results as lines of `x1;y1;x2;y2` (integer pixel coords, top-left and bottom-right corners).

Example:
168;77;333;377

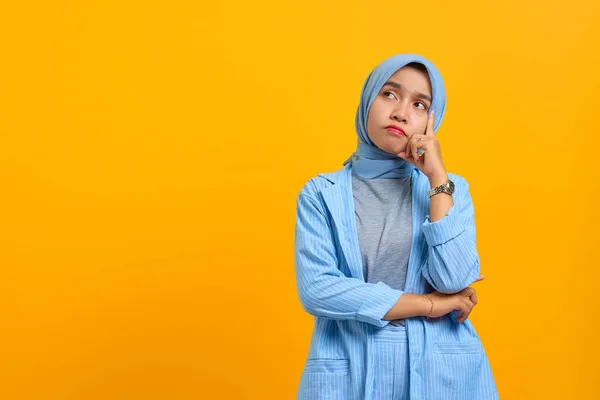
298;359;350;400
433;340;482;354
429;341;484;398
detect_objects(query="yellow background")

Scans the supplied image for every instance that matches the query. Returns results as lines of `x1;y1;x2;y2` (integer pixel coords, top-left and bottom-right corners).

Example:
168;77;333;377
1;0;598;398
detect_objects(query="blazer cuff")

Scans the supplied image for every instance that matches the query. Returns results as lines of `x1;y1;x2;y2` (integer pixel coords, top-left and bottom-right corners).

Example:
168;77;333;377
422;203;467;247
355;282;403;327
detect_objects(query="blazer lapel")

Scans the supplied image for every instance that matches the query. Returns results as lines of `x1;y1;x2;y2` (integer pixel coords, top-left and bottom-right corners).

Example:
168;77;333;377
319;166;365;281
405;168;429;292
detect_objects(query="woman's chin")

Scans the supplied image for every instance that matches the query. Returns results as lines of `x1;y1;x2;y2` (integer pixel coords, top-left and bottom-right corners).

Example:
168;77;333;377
383;138;408;155
381;144;406;156
370;137;407;156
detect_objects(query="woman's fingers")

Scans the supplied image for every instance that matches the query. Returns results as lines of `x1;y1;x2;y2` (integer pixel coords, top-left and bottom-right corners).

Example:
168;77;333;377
425;111;435;137
460;287;477;305
400;112;436;163
410;141;417;162
427;287;479;322
411;140;421;163
469;290;478;305
410;136;428;163
456;300;471;322
456;288;476;323
407;134;425;158
396;151;416;165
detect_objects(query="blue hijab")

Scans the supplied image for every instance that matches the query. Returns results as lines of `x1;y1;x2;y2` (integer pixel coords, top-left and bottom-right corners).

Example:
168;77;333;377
344;54;447;179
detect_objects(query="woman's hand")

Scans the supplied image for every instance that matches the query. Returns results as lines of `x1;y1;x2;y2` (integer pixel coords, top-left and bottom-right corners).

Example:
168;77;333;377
396;111;447;180
425;274;485;323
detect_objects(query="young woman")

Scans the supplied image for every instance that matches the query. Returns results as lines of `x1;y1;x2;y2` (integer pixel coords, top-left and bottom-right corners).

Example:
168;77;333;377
294;54;498;399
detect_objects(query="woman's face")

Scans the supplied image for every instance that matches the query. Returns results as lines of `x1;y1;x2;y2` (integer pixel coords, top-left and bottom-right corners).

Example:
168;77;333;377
366;65;433;155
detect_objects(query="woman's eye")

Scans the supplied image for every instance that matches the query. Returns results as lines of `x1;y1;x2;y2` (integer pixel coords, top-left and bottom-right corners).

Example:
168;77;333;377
383;91;397;100
415;102;427;110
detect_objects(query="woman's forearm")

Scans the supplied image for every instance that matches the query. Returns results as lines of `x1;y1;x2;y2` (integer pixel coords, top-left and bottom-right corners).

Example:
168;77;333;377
383;293;430;320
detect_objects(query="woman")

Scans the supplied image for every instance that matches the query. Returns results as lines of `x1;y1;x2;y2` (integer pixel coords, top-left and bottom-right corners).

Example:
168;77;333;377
294;54;498;399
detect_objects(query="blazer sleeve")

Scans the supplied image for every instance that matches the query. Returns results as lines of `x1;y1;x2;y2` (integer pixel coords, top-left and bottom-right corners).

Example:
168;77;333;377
420;176;481;293
294;191;403;328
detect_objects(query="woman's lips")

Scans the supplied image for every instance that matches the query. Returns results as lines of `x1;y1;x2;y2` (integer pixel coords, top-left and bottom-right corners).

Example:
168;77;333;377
385;126;405;136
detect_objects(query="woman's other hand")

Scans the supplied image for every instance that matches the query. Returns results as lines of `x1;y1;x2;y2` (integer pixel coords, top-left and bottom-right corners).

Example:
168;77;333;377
426;274;485;323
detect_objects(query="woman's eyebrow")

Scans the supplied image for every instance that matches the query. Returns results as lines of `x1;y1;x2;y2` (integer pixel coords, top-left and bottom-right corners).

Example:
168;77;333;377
382;81;432;103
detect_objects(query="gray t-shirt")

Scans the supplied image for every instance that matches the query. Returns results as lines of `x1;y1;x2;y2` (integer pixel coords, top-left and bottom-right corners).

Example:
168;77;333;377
352;173;412;326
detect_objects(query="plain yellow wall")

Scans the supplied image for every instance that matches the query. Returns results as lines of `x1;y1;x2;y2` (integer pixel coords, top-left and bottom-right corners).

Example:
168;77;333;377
0;0;598;398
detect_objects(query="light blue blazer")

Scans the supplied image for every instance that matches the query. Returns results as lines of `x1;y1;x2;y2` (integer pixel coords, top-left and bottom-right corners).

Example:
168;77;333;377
294;163;499;399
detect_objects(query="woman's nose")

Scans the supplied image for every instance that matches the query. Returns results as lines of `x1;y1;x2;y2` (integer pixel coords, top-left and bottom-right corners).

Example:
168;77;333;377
392;104;408;122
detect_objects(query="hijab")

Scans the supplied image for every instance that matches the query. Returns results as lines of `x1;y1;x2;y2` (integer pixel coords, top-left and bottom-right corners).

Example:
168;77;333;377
344;53;447;179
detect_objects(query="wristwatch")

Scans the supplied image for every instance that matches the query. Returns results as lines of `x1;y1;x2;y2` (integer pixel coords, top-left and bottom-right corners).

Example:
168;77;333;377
428;179;455;198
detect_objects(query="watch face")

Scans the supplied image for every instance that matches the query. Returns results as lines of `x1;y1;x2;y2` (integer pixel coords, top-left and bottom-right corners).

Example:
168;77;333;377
448;180;455;193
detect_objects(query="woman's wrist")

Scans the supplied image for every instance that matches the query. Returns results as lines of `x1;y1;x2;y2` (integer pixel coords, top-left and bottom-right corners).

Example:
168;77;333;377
425;293;435;318
384;293;436;321
412;293;435;318
427;170;448;187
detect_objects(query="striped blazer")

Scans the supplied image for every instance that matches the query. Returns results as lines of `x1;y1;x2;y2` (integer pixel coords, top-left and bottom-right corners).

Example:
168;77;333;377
294;163;498;399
